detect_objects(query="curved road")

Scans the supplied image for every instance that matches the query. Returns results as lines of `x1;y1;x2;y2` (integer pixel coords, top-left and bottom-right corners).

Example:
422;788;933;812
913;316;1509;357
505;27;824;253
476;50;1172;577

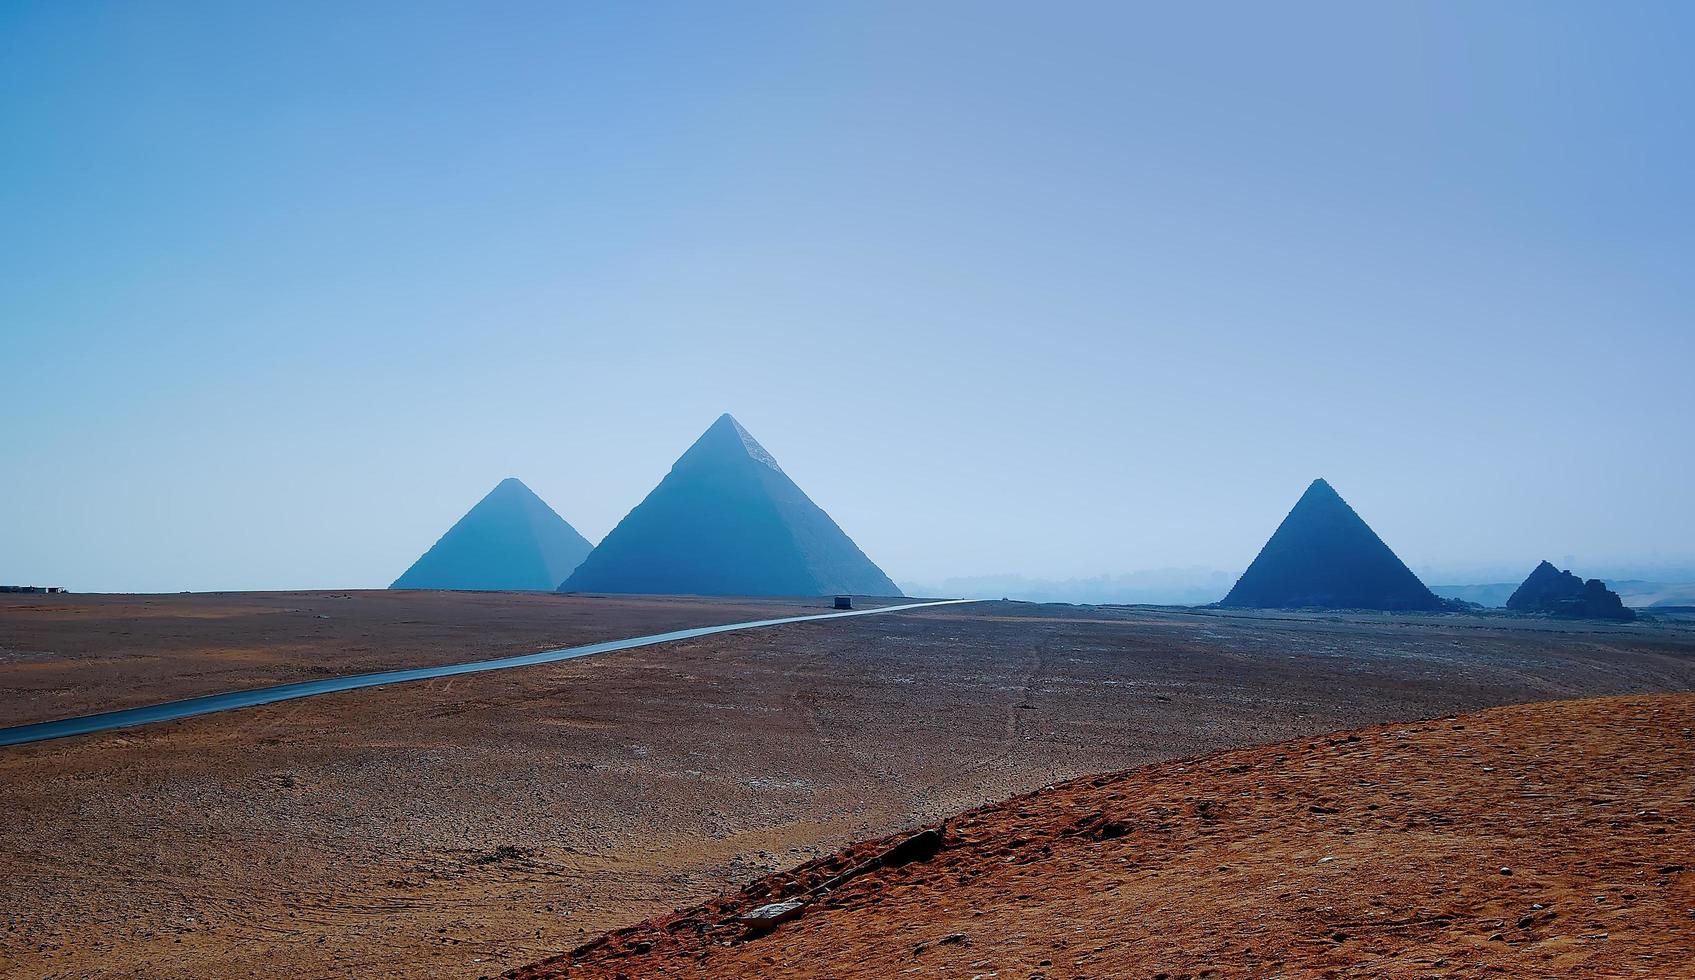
0;598;976;748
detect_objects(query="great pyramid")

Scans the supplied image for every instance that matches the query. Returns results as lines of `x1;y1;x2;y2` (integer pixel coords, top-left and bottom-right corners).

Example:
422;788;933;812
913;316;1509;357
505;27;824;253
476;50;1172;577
1220;478;1443;611
1506;561;1636;621
391;478;593;591
559;414;901;597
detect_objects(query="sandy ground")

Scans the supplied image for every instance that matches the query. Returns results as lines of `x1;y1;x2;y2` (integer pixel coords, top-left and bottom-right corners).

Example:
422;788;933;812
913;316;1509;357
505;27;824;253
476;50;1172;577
0;591;856;727
528;693;1695;979
2;596;1694;978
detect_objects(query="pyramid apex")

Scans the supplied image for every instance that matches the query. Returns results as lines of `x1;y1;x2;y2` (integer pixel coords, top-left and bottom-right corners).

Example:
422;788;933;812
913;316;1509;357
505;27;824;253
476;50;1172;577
678;414;781;472
1292;478;1345;509
709;413;755;442
490;476;539;499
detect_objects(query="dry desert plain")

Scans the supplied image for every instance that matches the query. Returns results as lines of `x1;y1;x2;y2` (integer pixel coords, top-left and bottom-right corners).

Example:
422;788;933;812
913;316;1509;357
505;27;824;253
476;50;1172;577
536;693;1695;979
2;591;1694;978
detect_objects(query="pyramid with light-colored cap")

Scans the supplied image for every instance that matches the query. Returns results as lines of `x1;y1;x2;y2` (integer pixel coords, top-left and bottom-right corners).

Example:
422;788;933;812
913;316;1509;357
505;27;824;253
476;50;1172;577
1220;478;1442;610
391;478;593;591
560;414;901;597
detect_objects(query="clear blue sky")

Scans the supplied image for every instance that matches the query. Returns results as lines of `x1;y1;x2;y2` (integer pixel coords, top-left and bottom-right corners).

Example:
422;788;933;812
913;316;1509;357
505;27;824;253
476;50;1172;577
2;1;1691;592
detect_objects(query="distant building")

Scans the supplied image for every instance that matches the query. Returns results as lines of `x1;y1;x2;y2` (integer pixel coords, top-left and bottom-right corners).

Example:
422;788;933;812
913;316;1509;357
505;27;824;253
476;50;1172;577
1219;478;1444;611
0;586;66;594
390;477;593;592
834;595;853;609
558;414;902;598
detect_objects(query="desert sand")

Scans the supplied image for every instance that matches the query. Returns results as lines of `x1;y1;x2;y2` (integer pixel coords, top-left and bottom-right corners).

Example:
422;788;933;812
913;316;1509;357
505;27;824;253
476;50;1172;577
524;693;1695;979
0;590;843;727
3;595;1693;977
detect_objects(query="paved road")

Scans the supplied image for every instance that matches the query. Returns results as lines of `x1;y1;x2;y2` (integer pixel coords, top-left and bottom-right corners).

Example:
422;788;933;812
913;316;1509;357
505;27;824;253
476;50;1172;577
0;598;976;747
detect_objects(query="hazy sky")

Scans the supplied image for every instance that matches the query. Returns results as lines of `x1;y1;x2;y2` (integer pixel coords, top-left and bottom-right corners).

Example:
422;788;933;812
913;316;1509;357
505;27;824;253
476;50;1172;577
2;1;1691;593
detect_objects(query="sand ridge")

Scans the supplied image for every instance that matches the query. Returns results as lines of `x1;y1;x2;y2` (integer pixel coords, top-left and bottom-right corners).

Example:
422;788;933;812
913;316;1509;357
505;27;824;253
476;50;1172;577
517;694;1695;979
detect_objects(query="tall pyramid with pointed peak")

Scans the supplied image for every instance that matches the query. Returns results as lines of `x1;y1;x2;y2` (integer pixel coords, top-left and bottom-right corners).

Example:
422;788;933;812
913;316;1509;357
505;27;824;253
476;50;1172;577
1220;478;1443;611
559;414;901;597
391;478;593;591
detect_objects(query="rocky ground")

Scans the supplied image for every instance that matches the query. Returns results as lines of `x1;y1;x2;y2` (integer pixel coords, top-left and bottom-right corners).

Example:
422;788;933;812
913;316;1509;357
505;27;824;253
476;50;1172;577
522;693;1695;979
2;595;1693;977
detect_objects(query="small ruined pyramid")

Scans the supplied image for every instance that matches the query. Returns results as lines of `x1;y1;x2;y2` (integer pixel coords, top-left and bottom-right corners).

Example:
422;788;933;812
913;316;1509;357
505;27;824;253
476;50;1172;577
1220;478;1443;611
1506;561;1636;621
391;478;593;591
560;414;901;597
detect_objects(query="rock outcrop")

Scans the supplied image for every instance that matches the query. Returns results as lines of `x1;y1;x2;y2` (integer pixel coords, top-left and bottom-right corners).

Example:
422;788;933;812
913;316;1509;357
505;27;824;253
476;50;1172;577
1506;561;1636;621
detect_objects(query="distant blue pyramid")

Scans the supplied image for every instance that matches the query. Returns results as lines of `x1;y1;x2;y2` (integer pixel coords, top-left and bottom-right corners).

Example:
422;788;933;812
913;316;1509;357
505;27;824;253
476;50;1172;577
391;478;592;591
1221;479;1442;611
560;415;901;597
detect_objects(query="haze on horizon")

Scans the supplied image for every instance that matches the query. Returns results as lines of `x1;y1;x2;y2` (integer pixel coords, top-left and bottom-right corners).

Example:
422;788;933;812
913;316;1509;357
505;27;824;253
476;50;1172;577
2;2;1691;595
